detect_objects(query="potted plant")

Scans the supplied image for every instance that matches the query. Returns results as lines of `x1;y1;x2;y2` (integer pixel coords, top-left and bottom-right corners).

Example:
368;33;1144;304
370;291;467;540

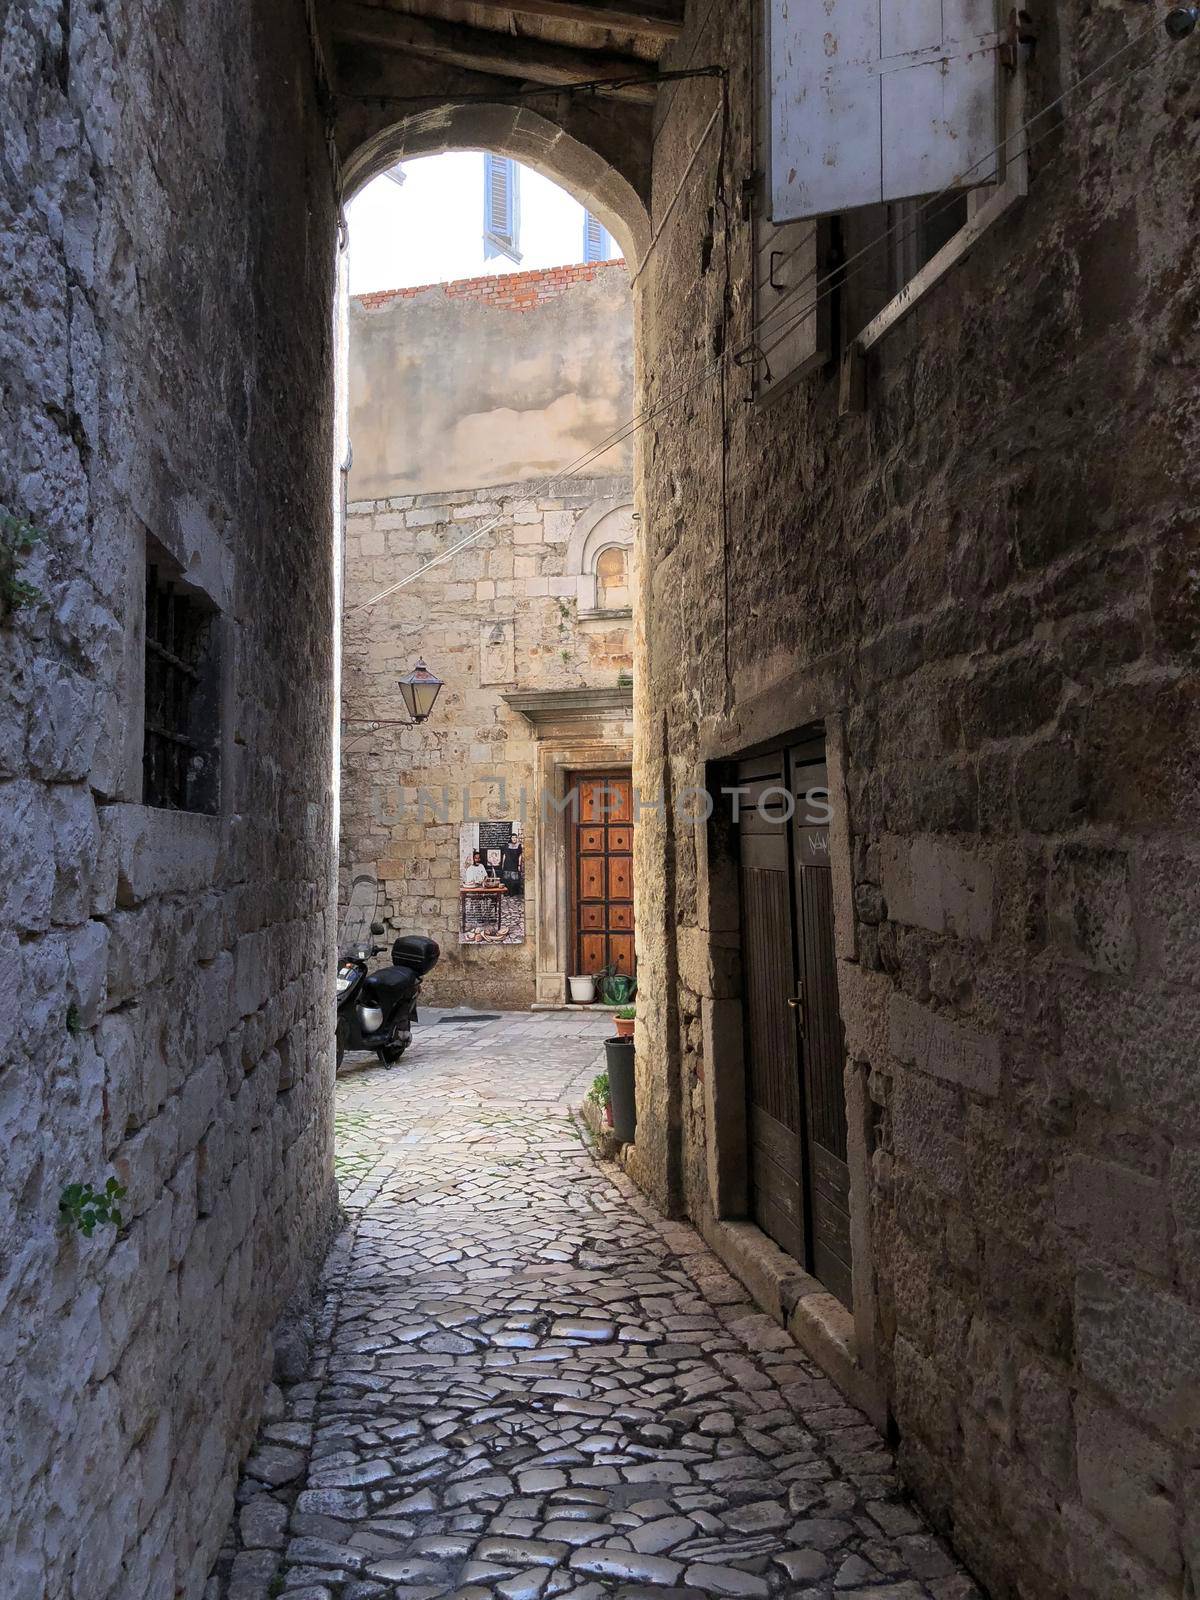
596;962;637;1007
586;1070;612;1127
568;973;596;1004
614;1005;635;1039
604;1032;636;1144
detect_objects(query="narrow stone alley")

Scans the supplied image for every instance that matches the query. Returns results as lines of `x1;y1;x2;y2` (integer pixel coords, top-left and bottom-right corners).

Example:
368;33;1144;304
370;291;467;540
209;1014;979;1600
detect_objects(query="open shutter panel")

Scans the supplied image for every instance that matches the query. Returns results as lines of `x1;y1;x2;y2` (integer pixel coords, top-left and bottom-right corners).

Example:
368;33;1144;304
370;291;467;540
770;0;1000;222
583;212;606;262
484;155;520;259
753;214;831;397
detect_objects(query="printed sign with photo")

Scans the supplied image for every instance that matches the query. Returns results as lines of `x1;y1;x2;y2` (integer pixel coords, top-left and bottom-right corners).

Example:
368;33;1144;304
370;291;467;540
459;821;525;945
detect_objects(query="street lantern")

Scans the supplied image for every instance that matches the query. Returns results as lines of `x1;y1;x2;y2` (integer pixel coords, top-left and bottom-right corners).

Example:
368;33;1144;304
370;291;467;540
397;658;444;724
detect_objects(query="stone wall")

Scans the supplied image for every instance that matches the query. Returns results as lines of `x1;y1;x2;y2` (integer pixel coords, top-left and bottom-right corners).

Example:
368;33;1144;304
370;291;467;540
341;476;634;1010
634;7;1200;1600
0;4;339;1597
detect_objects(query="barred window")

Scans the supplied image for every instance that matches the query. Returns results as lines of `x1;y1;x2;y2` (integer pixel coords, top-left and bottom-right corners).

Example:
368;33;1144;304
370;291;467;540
142;561;220;813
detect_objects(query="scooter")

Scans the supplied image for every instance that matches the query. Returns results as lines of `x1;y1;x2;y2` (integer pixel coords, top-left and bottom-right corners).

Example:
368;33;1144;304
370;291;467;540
336;925;440;1069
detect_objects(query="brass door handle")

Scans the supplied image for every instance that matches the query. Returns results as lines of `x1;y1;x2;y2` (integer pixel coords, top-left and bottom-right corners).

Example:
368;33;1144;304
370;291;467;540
787;995;801;1008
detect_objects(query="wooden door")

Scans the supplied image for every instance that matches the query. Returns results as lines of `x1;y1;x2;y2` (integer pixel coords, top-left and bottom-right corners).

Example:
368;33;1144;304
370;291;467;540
737;753;808;1262
789;740;852;1309
736;738;852;1310
572;773;635;979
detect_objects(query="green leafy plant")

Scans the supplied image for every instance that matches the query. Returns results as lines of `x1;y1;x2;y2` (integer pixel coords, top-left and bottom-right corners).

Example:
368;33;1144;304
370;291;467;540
65;1004;81;1036
59;1178;127;1237
0;513;43;616
617;670;633;689
595;962;637;1006
586;1071;610;1107
615;1005;636;1021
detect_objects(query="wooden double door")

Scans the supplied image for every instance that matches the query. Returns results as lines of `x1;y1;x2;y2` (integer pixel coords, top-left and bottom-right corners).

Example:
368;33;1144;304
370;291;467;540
737;737;852;1308
571;771;635;979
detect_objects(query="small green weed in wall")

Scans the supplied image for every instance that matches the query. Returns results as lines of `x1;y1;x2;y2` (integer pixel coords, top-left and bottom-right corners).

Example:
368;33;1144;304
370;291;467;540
59;1178;127;1238
0;513;43;617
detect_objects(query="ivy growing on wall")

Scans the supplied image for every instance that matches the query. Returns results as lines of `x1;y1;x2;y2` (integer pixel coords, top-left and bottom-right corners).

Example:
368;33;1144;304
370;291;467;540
0;513;43;618
59;1179;127;1238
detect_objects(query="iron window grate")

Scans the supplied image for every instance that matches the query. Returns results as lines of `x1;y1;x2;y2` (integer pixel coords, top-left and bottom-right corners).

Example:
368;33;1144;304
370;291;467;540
142;563;217;812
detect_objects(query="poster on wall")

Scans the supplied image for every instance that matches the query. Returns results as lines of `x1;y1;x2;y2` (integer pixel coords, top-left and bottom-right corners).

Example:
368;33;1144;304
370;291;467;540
459;821;525;945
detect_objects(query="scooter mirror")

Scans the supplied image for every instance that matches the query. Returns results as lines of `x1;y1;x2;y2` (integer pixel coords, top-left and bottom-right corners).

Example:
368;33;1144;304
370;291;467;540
370;922;386;935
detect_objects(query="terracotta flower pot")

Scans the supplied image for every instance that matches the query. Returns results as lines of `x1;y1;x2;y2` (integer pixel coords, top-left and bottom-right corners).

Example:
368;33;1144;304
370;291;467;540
614;1016;635;1038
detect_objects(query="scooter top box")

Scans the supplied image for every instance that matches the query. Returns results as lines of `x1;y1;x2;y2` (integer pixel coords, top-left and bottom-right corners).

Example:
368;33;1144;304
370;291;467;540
391;934;440;975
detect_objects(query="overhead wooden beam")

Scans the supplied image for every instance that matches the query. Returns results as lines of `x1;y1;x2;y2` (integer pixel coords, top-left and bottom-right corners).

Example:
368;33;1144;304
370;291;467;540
463;0;684;41
331;2;660;102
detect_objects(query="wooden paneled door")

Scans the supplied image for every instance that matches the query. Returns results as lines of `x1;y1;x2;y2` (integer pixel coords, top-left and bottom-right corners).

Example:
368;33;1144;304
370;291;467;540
789;737;852;1308
571;772;635;980
736;737;852;1309
737;753;807;1262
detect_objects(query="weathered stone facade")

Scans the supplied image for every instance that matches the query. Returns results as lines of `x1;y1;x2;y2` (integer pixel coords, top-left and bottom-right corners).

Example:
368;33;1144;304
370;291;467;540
6;1;1199;1596
340;266;635;1008
630;7;1200;1600
1;4;339;1595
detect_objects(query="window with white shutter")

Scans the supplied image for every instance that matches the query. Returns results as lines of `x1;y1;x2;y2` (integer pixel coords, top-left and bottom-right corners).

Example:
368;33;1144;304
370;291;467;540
484;154;522;263
769;0;1002;223
760;0;1030;408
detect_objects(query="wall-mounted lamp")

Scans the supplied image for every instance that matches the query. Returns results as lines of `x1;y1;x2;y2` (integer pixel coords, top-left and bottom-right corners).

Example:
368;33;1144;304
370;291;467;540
342;659;445;750
396;658;444;725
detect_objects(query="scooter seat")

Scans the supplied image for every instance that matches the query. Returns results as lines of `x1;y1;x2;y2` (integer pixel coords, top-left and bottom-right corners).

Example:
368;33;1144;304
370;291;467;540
362;965;420;1004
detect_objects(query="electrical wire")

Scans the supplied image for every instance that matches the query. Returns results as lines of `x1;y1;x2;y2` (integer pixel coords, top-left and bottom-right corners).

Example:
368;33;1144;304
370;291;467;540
348;17;1182;618
342;65;723;110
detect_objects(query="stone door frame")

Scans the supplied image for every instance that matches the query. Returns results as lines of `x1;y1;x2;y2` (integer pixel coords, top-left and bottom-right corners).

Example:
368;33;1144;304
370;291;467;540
693;678;886;1427
533;738;634;1005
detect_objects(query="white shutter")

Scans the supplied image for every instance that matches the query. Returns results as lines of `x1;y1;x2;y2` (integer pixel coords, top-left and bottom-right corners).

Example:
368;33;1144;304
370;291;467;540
770;0;1000;222
753;0;830;399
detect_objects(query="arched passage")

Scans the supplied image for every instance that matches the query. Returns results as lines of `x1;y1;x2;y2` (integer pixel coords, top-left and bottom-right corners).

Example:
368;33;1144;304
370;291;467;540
340;102;651;269
335;118;643;1012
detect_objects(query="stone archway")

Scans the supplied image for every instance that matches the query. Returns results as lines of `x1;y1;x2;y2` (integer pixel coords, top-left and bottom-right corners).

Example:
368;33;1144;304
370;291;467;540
335;101;645;1011
339;102;651;268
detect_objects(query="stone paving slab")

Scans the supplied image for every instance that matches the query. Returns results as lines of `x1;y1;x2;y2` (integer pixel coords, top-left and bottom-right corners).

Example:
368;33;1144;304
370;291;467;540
208;1011;982;1600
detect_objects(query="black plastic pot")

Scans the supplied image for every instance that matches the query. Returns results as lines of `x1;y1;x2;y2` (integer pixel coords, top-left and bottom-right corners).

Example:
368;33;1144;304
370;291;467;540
605;1036;637;1144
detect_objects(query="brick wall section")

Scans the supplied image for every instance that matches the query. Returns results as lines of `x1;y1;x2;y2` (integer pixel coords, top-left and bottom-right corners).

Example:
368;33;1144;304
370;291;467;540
0;5;338;1598
356;258;627;314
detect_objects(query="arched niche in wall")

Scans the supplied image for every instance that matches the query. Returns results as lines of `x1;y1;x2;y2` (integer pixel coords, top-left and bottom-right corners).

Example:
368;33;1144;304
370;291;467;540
566;499;636;616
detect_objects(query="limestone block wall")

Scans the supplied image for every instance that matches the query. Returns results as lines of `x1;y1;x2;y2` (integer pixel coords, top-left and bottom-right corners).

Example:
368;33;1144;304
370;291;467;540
0;5;338;1597
634;5;1200;1599
340;475;634;1009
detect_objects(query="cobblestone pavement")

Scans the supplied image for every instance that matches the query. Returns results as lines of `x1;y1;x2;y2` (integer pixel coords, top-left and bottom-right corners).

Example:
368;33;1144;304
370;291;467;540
210;1011;981;1600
